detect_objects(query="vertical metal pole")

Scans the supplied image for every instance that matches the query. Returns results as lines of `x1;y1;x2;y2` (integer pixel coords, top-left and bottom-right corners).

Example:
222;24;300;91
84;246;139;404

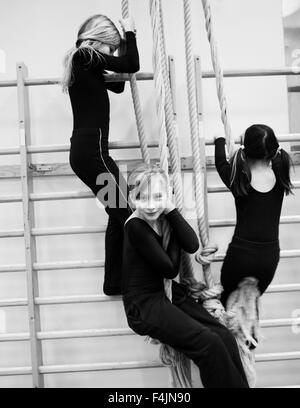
168;55;177;118
168;55;181;163
16;62;44;388
194;55;210;234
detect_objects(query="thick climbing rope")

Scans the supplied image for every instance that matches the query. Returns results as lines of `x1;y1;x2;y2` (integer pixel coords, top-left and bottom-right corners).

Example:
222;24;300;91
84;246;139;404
182;0;224;323
154;3;184;211
157;0;196;300
121;0;150;164
157;0;196;289
201;0;235;158
149;0;192;389
199;0;257;387
149;0;172;302
225;277;260;387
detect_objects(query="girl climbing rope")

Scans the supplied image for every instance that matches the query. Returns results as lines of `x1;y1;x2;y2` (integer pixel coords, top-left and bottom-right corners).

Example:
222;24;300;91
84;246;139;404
215;125;294;310
122;163;249;388
61;14;140;296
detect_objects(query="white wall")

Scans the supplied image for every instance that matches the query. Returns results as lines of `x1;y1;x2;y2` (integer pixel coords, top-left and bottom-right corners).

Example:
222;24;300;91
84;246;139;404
1;0;299;388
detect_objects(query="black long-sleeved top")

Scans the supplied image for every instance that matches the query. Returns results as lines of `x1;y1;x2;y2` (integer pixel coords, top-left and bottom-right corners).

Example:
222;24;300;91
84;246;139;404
122;209;199;299
69;31;140;129
215;137;284;242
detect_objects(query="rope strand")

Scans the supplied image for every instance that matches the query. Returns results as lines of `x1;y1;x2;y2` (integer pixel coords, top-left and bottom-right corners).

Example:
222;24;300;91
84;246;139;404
121;0;150;164
201;0;235;158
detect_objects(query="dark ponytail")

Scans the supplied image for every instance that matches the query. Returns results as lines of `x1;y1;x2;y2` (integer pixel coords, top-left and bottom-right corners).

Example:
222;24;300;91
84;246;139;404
229;147;251;196
229;124;294;196
271;148;294;195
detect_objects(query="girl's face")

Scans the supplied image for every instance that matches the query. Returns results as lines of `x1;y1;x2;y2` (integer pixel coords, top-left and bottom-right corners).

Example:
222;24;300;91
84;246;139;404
132;175;168;222
94;42;115;55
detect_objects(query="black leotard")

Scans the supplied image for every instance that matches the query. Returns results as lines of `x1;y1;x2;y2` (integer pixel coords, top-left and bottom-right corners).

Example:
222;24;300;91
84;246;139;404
215;137;284;242
121;209;199;299
69;31;139;130
121;209;249;388
68;32;139;295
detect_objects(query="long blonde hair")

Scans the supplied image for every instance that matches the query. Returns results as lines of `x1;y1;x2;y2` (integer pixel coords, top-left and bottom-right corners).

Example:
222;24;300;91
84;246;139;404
127;163;170;208
61;14;122;93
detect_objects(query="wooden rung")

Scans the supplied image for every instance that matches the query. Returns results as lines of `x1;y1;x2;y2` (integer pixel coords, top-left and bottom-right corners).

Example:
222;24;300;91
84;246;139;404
1;133;300;157
39;360;165;374
204;133;300;146
3;152;300;179
266;283;300;293
1;67;300;89
34;294;120;305
24;214;300;237
0;264;26;273
1;248;300;276
214;249;300;262
1;214;300;239
0;229;24;238
256;351;300;362
260;318;295;328
1;182;300;203
0;147;20;155
27;140;159;154
0;140;159;156
33;283;300;307
0;351;299;377
0;332;29;342
0;328;133;342
0;366;32;376
202;67;300;78
0;194;22;203
30;191;94;202
209;215;300;228
0;318;296;342
31;226;106;236
208;181;300;193
25;73;154;86
1;280;299;308
33;259;105;271
20;72;154;86
37;328;134;340
37;352;300;374
0;298;27;307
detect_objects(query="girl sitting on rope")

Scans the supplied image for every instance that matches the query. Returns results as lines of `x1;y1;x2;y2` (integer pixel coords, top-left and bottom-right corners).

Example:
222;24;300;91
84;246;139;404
215;125;293;310
61;14;139;296
122;163;249;388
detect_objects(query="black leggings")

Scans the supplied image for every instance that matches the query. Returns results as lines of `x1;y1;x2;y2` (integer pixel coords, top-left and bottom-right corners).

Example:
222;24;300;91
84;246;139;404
69;127;132;293
220;235;280;307
123;282;249;388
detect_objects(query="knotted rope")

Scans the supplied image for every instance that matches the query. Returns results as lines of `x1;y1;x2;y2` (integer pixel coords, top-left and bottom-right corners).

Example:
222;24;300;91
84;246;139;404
148;0;194;388
225;277;261;388
182;0;224;323
200;0;258;386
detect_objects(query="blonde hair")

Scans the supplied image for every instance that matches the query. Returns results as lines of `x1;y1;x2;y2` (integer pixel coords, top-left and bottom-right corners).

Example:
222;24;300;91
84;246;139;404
128;163;169;208
61;14;122;93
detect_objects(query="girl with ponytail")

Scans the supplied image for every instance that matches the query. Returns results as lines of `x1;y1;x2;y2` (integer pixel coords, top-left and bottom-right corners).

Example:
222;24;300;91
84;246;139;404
61;14;140;296
215;124;293;309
